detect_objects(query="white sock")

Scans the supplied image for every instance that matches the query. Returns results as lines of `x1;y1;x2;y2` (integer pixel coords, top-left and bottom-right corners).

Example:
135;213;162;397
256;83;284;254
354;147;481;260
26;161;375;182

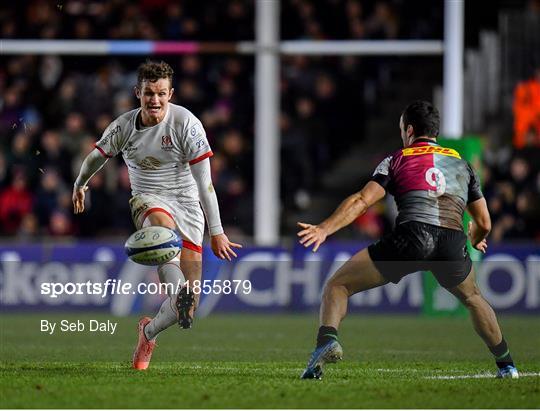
144;297;178;341
144;256;185;341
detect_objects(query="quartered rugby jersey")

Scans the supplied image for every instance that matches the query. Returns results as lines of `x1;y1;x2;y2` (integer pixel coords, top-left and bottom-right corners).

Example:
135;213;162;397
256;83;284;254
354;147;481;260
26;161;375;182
94;103;213;202
371;139;483;231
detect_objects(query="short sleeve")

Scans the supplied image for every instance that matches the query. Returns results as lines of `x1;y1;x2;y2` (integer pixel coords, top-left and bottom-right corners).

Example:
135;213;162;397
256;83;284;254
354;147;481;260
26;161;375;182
94;122;123;158
370;155;393;189
183;114;213;165
467;162;483;204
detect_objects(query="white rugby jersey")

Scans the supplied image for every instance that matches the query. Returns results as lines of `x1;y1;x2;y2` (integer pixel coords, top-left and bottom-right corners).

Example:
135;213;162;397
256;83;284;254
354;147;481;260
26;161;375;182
94;104;213;203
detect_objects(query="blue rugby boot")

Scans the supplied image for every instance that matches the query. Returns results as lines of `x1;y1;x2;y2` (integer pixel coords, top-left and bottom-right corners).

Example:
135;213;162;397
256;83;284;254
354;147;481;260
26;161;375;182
496;365;519;379
300;339;343;379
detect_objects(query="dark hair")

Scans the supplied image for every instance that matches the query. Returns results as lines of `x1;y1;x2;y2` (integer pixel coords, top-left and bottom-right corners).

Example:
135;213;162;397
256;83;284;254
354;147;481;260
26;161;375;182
401;100;440;138
137;60;174;87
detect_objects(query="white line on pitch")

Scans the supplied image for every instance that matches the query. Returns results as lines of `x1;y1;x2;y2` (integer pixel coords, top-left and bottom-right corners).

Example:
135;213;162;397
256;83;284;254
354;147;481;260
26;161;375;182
375;368;462;373
425;372;540;379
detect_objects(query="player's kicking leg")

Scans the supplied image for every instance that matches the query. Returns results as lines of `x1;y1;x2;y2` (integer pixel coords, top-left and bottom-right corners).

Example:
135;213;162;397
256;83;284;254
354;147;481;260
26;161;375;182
301;249;388;379
448;268;519;378
132;209;187;369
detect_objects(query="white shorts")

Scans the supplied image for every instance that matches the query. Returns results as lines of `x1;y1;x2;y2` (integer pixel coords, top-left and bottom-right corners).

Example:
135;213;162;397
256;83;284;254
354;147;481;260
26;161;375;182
129;193;204;253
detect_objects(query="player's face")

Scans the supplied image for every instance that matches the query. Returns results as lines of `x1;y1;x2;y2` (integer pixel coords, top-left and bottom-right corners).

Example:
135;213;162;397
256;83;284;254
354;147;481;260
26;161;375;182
135;78;174;125
399;115;414;147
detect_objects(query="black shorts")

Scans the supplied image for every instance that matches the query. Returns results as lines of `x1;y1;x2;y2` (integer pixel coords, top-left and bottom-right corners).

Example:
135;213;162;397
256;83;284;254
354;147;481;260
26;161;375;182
367;221;472;288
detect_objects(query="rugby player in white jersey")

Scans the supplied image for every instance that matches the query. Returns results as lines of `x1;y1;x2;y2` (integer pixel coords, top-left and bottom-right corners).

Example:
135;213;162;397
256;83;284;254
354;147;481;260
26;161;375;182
72;61;241;370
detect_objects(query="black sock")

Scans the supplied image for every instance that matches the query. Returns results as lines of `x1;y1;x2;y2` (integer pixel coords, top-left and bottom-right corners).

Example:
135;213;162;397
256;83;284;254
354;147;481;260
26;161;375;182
489;338;514;368
316;326;338;348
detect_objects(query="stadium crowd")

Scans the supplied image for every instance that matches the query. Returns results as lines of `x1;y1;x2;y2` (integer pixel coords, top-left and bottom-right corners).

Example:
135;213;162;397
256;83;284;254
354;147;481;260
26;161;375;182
1;0;538;242
2;0;440;41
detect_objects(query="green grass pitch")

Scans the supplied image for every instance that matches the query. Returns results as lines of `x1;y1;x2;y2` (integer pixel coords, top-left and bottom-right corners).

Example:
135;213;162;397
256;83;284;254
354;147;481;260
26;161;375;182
1;313;539;408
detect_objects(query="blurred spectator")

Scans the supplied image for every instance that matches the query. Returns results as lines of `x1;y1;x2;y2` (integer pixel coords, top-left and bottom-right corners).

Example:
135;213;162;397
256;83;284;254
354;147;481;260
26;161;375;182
314;73;351;158
39;56;63;90
33;169;66;227
364;1;399;39
282;56;318;95
509;156;533;191
48;210;75;236
73;18;94;39
0;153;7;190
78;63;123;120
0;172;33;235
0;87;24;136
75;172;112;237
93;113;114;137
294;96;327;178
484;148;540;242
60;112;88;155
45;77;78;128
353;206;385;240
113;91;136;118
512;67;540;148
280;112;314;210
7;131;38;186
220;129;251;175
222;0;253;40
163;3;184;39
17;213;39;239
1;18;16;38
110;166;134;233
38;130;72;183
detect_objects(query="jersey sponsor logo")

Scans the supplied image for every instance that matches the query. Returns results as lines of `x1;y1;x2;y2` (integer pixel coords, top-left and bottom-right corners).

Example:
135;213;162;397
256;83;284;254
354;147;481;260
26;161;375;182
122;141;137;158
161;135;173;151
136;156;161;170
101;124;121;147
402;145;461;159
100;135;110;147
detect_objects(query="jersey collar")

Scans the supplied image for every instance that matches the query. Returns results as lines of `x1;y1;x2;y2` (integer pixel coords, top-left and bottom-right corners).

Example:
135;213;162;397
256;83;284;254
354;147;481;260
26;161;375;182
135;105;171;131
410;137;438;146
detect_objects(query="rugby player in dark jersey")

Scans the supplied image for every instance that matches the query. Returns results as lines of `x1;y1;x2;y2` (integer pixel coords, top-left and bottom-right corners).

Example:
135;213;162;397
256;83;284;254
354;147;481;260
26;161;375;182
298;100;519;379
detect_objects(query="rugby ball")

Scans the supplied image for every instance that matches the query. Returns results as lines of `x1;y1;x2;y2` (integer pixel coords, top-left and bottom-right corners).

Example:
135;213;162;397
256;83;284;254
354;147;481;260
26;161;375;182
125;226;182;266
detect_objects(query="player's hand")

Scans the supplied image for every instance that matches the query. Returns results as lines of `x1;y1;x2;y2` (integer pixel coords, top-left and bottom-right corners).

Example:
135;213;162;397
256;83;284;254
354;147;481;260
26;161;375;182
297;222;328;252
72;186;88;214
468;221;488;253
473;238;488;253
210;233;242;261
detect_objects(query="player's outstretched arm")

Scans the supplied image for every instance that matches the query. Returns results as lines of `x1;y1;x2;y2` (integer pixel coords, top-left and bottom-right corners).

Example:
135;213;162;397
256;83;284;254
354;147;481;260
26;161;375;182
298;181;385;252
210;233;242;261
466;197;491;253
72;148;109;214
190;158;242;260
